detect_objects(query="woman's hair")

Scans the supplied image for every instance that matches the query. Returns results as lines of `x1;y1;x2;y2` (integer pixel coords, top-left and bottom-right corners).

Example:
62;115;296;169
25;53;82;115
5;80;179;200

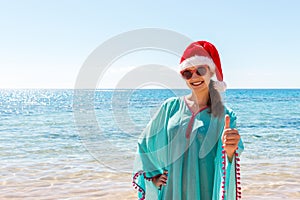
207;80;224;118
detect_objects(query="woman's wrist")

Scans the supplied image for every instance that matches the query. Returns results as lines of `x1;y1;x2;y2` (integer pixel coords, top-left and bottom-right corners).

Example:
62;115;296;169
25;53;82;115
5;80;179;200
227;154;233;163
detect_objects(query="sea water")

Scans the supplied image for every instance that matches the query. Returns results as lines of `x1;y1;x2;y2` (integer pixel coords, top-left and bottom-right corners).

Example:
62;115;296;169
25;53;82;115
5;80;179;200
0;89;299;199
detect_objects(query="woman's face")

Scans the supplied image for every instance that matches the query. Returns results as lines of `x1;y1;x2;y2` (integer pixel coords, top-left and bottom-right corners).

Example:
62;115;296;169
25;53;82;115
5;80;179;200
180;65;213;92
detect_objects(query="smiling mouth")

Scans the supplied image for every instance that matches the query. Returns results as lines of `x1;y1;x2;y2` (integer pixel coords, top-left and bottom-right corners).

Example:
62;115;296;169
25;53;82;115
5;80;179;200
190;81;204;86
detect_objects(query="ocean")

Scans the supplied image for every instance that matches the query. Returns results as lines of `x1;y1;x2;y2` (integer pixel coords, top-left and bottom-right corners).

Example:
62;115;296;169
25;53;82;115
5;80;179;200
0;89;299;199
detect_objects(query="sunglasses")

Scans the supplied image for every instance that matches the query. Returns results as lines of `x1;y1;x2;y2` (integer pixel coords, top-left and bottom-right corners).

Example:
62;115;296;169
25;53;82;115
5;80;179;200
180;66;208;80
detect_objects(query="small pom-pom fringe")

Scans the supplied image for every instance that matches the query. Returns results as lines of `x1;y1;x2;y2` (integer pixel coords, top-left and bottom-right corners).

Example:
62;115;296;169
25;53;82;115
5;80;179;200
221;145;226;200
132;171;157;200
235;151;242;200
132;171;146;200
222;146;242;200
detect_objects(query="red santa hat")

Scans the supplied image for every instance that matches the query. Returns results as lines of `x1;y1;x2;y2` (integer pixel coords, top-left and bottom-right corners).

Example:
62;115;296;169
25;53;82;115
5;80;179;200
179;41;227;92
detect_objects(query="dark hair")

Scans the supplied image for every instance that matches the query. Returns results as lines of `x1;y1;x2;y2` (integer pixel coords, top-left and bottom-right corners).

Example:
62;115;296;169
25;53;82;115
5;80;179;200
207;80;224;118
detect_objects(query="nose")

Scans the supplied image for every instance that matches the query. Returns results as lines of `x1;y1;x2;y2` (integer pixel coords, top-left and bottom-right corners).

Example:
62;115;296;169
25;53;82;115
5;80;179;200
190;70;200;79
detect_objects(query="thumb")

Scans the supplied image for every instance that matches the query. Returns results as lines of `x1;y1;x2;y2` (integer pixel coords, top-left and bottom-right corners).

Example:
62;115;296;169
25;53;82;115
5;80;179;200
225;114;230;129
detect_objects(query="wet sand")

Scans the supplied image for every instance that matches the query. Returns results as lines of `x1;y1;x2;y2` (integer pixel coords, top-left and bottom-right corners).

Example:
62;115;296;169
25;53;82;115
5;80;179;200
2;162;299;200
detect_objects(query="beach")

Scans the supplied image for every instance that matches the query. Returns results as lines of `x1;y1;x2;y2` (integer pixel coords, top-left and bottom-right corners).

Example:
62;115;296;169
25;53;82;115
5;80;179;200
2;160;299;199
1;89;299;199
2;158;299;199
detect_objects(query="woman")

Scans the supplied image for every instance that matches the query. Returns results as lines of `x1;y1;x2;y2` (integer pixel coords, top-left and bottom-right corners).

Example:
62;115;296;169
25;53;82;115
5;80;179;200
132;41;243;200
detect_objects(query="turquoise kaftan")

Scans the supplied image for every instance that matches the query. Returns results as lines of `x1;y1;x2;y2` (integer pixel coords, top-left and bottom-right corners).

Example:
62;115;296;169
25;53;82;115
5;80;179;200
133;96;244;200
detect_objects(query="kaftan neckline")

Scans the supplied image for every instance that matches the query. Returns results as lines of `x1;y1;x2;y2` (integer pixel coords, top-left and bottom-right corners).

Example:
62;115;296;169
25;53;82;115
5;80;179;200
183;96;209;116
183;96;209;139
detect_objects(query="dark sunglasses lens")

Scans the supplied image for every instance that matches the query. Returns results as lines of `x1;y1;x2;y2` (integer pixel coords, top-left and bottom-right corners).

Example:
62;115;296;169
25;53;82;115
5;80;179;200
196;67;207;76
182;70;192;79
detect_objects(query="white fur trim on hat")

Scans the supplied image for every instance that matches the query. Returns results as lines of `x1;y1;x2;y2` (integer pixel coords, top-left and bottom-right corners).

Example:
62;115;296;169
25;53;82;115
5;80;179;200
179;55;216;72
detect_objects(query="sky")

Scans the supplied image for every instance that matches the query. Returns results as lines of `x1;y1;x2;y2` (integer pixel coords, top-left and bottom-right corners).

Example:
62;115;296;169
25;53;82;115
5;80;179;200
0;0;299;89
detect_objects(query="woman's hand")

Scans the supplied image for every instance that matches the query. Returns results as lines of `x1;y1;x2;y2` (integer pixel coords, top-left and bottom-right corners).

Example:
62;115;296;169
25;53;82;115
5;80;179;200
222;115;241;162
152;170;168;188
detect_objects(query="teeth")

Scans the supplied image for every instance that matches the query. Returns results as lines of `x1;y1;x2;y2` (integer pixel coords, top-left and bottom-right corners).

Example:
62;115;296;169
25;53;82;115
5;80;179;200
191;81;203;86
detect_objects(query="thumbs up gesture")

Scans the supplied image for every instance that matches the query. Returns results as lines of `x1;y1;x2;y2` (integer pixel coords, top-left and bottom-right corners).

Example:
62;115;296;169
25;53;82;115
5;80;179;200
222;115;241;162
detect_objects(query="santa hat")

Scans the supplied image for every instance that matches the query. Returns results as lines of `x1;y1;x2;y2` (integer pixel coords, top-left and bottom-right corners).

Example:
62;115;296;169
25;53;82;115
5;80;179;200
179;41;227;92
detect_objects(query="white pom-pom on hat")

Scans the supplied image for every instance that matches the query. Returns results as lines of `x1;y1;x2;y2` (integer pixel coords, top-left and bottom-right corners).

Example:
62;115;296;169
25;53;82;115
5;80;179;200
213;81;227;92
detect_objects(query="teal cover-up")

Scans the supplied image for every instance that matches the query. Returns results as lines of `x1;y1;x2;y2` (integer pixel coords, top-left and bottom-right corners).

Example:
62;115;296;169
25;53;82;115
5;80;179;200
133;96;244;200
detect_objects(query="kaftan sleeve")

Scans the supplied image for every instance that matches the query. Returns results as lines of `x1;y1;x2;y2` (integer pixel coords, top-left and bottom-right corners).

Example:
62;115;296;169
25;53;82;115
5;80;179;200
212;108;244;200
132;98;176;200
225;108;244;200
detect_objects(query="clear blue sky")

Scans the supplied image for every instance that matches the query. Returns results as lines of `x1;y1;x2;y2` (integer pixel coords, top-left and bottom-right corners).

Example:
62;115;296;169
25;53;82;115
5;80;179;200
1;0;299;89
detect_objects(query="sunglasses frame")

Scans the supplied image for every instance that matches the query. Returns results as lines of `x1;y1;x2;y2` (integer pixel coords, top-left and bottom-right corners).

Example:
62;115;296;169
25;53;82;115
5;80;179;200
180;65;209;80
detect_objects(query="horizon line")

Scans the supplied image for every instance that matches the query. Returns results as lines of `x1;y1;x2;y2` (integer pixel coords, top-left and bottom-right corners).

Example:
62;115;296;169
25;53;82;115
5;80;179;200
0;87;299;90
